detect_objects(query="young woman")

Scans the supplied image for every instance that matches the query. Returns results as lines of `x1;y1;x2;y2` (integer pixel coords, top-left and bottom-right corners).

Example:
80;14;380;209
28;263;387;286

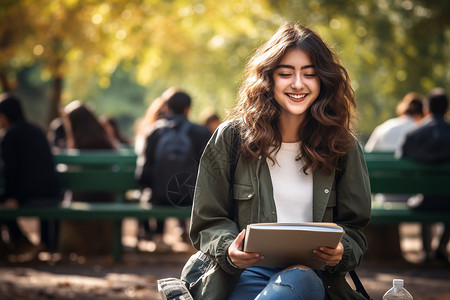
62;100;116;151
58;101;117;255
186;23;371;299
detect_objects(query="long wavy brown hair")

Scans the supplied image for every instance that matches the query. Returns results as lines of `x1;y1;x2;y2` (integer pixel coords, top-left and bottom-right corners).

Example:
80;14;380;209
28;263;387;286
62;100;115;150
226;23;356;174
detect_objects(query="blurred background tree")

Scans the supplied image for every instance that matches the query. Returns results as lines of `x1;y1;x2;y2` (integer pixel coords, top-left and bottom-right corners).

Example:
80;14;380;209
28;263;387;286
1;0;449;141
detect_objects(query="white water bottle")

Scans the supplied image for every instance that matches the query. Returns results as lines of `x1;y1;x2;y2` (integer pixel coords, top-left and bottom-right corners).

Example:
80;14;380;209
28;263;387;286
382;279;413;300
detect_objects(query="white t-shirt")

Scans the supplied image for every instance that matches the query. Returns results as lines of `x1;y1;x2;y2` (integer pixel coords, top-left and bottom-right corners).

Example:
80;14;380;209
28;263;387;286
267;142;313;223
364;115;419;152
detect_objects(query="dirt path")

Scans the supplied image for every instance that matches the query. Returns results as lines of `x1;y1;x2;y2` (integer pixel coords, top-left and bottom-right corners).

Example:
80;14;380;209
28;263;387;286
1;218;449;299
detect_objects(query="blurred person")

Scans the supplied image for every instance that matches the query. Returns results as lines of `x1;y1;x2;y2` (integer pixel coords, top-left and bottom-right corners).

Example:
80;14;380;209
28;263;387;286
401;88;450;263
135;88;210;251
402;88;450;162
134;95;169;156
58;100;117;256
203;112;222;134
0;93;62;258
365;92;424;153
62;101;117;150
365;92;424;204
133;95;169;243
100;115;131;149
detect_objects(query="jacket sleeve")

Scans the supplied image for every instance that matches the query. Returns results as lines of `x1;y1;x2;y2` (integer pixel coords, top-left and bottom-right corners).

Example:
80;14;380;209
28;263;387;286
189;122;243;275
327;140;372;273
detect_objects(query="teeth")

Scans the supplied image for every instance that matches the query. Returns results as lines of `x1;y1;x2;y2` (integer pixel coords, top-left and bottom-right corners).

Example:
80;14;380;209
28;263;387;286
287;94;306;99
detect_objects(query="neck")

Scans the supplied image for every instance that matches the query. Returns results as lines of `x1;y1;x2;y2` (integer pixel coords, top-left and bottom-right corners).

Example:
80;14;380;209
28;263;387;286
278;115;304;143
412;115;422;123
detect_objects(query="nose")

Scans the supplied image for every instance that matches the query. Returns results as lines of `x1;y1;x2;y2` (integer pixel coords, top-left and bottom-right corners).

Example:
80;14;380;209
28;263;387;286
290;74;303;90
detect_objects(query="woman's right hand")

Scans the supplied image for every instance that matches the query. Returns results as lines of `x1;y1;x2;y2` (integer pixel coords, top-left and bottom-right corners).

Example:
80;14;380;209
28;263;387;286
227;229;264;269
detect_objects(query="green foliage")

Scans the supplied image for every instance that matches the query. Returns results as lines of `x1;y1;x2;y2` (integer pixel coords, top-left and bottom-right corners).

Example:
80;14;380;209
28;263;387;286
1;0;449;140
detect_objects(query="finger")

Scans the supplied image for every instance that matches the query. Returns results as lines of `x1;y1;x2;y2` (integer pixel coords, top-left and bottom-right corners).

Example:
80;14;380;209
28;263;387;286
315;244;343;258
313;250;341;267
234;229;246;250
229;230;263;268
231;248;264;268
316;246;336;256
229;229;246;252
229;232;243;255
233;249;262;264
313;249;334;262
234;254;264;268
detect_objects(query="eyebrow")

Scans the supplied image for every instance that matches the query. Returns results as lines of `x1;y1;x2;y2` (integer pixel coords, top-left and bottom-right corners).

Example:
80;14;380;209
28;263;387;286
276;64;316;70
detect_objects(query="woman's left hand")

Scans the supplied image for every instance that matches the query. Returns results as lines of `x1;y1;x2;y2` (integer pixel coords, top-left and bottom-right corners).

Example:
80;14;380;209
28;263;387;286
313;242;344;267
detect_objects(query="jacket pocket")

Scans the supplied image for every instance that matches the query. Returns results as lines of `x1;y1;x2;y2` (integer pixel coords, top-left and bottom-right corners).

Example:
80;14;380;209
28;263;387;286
233;183;255;200
233;183;254;227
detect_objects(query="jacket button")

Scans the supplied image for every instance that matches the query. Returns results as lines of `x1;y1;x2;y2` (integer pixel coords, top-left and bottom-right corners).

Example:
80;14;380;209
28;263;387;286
324;189;330;194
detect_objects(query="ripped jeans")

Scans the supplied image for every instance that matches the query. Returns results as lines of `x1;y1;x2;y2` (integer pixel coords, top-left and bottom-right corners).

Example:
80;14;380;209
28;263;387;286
227;266;325;300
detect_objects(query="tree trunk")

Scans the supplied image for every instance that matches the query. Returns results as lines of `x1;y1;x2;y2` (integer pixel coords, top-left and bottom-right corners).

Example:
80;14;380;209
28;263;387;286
47;75;63;127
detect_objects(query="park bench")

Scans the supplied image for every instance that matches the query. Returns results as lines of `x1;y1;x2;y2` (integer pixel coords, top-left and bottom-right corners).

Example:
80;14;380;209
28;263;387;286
0;149;191;262
363;151;450;260
364;151;450;225
2;150;449;262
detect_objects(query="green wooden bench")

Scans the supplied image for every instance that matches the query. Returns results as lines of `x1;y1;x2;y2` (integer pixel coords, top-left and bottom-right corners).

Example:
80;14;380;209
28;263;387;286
364;151;450;225
3;150;449;261
0;149;192;262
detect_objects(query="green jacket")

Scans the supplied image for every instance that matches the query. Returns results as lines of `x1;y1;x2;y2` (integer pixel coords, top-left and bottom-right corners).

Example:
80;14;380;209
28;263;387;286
189;121;372;299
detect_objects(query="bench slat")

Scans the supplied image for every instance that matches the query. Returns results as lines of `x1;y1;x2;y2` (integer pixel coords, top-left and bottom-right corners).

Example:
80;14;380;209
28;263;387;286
59;170;139;191
0;203;192;221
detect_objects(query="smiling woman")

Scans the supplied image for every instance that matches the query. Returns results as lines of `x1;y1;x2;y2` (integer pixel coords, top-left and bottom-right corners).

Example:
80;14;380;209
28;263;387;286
179;23;371;300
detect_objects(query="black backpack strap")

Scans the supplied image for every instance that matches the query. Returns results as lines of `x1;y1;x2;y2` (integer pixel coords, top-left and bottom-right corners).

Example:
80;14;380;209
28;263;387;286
228;128;240;222
335;154;371;300
350;270;372;300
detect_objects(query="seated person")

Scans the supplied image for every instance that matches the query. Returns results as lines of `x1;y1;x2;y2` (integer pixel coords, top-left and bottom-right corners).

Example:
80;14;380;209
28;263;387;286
365;92;424;204
57;100;117;256
401;88;450;263
0;93;62;258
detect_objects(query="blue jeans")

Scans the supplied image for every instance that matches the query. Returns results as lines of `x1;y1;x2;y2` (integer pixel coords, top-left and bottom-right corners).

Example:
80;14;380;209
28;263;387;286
228;266;325;300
